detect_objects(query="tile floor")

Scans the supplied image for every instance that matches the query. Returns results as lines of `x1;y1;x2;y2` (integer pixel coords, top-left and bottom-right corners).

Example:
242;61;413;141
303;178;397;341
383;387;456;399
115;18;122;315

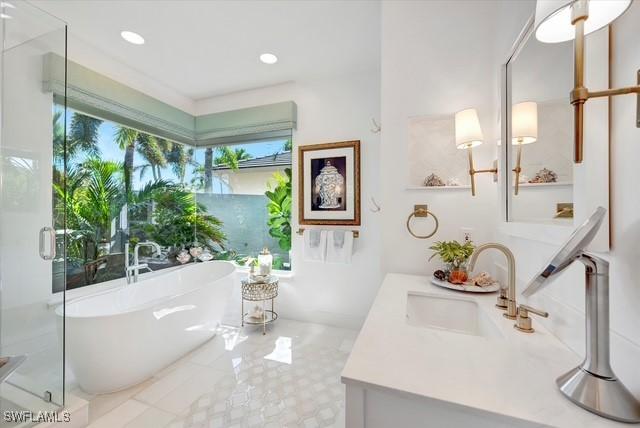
75;319;357;428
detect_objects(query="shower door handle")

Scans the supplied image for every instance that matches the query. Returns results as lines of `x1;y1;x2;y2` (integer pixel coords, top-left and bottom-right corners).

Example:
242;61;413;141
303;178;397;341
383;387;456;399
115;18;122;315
39;226;56;260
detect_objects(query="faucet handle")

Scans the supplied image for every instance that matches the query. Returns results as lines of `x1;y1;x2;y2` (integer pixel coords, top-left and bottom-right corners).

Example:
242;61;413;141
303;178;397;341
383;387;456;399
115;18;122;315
514;304;549;333
495;288;508;310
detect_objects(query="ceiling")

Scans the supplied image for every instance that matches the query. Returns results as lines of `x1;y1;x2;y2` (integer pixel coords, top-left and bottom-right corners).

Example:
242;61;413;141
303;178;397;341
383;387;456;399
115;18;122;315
32;0;381;101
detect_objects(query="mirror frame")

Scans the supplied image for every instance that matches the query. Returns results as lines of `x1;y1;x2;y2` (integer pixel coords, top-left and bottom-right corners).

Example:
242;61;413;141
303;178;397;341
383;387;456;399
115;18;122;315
500;15;610;251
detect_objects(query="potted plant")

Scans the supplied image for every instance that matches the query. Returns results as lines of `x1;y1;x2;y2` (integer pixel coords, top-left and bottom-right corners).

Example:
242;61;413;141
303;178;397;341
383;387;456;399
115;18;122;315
428;240;475;284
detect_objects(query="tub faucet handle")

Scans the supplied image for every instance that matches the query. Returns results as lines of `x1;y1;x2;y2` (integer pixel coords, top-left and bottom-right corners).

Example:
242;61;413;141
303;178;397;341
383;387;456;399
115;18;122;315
514;304;549;333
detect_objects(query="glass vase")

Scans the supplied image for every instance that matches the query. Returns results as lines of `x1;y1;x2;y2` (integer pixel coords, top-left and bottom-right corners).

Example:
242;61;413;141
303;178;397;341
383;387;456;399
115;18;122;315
448;264;468;284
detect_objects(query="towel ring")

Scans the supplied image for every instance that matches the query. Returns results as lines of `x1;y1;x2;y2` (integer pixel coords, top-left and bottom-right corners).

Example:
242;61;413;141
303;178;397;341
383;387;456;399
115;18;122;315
406;206;439;239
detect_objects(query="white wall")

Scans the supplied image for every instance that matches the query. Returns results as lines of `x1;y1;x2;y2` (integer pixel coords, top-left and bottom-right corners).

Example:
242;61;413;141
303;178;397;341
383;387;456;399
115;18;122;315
496;0;640;397
379;0;533;276
197;73;382;329
216;167;285;196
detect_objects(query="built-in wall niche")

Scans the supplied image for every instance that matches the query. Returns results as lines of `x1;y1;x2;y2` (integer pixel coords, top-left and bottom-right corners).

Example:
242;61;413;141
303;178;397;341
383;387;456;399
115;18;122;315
407;115;471;189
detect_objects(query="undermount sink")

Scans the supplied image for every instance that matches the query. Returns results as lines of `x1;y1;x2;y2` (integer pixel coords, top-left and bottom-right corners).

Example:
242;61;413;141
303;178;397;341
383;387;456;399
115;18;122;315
406;292;503;338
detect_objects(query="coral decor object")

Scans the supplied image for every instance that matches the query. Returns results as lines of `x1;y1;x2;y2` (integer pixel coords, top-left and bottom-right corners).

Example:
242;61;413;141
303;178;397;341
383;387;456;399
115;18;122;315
470;272;496;287
529;168;558;183
424;173;445;187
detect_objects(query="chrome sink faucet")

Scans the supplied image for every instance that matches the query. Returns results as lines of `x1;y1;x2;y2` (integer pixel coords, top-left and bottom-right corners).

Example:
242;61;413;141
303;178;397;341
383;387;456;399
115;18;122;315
125;241;161;284
468;243;518;320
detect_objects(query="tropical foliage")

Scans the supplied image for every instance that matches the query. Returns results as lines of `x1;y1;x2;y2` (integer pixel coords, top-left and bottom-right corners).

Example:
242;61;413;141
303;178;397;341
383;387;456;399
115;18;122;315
428;240;475;268
198;146;253;192
52;109;225;269
265;168;292;252
53;159;125;262
52;107;293;281
134;187;226;248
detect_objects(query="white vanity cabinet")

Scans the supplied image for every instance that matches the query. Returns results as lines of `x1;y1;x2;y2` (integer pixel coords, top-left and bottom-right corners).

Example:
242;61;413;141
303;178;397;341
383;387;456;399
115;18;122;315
344;383;546;428
341;273;626;428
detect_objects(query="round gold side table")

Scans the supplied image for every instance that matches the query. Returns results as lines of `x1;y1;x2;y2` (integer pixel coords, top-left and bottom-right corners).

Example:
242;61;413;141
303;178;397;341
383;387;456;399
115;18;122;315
241;276;278;335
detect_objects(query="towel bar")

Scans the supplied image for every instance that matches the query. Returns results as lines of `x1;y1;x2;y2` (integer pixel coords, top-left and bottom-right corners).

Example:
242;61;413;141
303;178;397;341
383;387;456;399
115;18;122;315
296;228;359;238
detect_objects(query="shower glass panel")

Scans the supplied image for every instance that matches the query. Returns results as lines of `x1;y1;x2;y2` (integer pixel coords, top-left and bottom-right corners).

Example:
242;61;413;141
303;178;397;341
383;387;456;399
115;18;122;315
0;0;67;420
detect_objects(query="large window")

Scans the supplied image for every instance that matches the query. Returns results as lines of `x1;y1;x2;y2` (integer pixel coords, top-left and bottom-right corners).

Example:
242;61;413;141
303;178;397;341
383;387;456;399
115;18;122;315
193;141;292;271
52;106;292;292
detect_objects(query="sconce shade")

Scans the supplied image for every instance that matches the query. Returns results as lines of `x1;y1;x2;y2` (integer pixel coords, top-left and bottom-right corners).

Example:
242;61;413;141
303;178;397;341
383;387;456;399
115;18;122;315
535;0;631;43
454;108;483;149
512;101;538;145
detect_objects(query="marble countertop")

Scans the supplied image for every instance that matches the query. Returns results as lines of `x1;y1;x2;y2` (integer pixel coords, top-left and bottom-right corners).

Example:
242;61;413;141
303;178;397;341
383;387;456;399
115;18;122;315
341;273;629;428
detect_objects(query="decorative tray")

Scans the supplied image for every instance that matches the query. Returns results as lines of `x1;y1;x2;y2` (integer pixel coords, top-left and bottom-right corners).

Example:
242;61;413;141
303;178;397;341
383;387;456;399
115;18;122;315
430;276;500;293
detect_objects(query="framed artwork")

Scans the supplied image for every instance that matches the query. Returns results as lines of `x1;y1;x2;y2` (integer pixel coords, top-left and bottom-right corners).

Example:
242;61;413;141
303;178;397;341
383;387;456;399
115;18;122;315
298;140;361;226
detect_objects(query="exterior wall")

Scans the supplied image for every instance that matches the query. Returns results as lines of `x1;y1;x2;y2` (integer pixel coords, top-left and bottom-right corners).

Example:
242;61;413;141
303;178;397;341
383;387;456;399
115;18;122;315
214;166;285;196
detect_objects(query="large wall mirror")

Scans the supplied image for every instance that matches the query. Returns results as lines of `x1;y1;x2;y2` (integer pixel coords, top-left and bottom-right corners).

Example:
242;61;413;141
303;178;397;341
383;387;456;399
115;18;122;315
503;17;610;249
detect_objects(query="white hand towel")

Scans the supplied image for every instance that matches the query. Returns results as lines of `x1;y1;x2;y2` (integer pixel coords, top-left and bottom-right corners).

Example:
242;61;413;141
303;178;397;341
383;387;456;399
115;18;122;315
326;230;354;264
304;229;327;262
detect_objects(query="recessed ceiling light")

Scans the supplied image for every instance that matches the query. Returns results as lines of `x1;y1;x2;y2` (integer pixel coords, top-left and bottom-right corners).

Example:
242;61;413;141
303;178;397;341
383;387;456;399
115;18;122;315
121;30;145;45
1;2;15;8
259;53;278;65
0;13;12;19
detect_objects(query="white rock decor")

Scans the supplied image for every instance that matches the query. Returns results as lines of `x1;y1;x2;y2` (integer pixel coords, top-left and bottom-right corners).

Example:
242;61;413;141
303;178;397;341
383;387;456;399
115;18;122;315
446;177;461;187
176;249;191;264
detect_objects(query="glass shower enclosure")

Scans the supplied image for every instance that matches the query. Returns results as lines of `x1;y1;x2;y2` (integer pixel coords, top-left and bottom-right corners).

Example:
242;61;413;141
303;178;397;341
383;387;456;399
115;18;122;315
0;0;67;423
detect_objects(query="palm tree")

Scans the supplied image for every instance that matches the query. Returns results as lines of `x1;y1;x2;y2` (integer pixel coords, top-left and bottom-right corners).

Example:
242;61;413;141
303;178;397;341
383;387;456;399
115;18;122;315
78;158;124;241
115;127;138;193
52;109;66;162
140;187;226;248
165;143;195;184
67;112;103;159
136;134;168;181
214;147;252;168
202;146;251;193
53;158;124;261
204;148;214;192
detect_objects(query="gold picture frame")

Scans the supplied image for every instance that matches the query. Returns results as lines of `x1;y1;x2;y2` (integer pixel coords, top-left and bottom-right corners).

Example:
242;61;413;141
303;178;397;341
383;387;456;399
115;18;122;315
298;140;361;226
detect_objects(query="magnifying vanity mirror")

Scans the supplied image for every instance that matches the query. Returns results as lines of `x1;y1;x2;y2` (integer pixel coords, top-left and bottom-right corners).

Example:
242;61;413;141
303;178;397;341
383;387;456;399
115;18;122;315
502;16;610;250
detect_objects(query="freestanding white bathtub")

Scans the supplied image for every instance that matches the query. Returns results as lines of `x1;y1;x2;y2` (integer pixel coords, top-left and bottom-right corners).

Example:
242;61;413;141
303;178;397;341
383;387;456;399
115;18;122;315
56;261;236;394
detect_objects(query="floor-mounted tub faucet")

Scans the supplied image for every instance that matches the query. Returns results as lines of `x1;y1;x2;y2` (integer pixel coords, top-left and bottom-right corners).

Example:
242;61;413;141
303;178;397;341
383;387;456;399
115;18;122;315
125;241;161;284
468;243;518;320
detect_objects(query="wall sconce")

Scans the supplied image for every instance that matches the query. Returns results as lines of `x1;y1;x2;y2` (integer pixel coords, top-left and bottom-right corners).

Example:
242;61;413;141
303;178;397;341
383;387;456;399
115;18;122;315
512;101;538;195
535;0;639;164
455;108;497;196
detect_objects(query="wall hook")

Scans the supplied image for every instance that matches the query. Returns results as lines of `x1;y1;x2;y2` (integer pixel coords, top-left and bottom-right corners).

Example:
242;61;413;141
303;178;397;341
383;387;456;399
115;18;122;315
370;118;381;134
369;197;381;213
